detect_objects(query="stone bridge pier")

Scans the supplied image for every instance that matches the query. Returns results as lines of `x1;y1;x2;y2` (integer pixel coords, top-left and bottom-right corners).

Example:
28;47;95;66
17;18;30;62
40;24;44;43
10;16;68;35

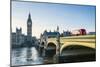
40;34;61;63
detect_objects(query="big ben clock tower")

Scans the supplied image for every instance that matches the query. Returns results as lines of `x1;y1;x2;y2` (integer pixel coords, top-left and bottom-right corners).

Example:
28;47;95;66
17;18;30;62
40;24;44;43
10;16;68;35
27;13;32;42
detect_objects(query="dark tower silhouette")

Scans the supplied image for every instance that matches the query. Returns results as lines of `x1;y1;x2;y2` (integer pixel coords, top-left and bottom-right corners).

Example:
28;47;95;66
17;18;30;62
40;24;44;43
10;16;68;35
57;26;59;32
27;13;32;42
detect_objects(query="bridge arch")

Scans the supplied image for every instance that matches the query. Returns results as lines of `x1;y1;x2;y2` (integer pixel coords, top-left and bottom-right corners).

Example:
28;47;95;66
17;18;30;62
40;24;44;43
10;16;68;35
41;42;45;46
60;43;95;54
45;42;56;57
59;44;95;63
47;42;56;47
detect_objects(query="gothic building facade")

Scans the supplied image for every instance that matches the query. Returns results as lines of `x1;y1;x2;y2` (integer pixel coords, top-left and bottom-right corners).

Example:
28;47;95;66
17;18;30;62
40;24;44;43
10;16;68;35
11;13;34;46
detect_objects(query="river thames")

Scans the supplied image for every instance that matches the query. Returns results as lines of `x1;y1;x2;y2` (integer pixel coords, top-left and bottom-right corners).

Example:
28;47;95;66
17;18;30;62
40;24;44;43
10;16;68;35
11;47;44;66
11;46;95;66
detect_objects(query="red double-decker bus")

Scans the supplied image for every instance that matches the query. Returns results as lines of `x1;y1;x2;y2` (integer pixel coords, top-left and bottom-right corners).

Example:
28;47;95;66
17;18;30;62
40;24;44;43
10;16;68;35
72;29;86;36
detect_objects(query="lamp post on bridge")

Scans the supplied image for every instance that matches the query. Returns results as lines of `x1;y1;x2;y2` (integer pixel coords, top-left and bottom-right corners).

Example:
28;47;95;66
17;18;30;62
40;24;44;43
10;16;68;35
54;26;60;63
42;30;48;57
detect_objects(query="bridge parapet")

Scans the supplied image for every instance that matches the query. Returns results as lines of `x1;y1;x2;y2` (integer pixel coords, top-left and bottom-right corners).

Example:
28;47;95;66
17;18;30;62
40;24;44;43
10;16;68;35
46;35;95;45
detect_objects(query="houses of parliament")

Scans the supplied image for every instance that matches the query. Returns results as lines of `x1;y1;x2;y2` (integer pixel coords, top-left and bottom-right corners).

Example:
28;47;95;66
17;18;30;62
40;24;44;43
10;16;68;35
11;13;37;47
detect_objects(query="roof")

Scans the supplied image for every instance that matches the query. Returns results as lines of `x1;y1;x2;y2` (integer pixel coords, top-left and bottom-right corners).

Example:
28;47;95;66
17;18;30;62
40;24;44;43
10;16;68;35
27;13;32;22
45;32;60;36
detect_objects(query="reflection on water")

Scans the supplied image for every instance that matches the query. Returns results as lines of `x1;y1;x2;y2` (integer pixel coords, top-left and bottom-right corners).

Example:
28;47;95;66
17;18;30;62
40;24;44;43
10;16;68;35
11;47;43;66
11;45;95;66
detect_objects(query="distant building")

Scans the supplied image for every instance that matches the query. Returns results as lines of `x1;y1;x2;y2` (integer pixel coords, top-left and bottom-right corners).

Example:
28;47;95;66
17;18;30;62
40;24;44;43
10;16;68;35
43;30;60;38
11;13;38;47
40;31;60;45
11;27;27;46
61;30;71;37
16;28;22;45
88;32;96;35
40;26;60;41
32;36;36;43
11;32;16;45
21;34;26;44
32;36;39;45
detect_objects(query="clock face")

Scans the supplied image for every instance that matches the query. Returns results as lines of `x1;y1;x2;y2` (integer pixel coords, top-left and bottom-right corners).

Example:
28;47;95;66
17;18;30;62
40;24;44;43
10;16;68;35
28;22;31;25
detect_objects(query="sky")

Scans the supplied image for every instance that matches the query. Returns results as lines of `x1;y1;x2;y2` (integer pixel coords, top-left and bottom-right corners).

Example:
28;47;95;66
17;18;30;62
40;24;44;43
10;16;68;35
12;1;96;38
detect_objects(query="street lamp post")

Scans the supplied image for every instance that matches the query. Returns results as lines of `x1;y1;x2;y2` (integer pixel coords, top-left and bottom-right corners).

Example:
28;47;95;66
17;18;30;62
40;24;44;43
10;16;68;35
51;26;61;63
55;31;60;63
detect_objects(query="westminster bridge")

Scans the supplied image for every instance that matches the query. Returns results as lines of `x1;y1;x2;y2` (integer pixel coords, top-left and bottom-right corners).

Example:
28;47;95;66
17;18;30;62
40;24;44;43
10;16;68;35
39;35;96;63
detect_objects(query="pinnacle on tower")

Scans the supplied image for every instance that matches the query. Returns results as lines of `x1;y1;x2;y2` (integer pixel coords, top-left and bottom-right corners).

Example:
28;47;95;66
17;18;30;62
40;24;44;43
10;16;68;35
27;12;32;22
29;12;31;18
57;26;59;32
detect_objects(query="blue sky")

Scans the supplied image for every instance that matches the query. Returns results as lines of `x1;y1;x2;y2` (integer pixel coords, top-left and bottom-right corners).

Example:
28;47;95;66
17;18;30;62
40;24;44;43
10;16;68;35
12;1;96;38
